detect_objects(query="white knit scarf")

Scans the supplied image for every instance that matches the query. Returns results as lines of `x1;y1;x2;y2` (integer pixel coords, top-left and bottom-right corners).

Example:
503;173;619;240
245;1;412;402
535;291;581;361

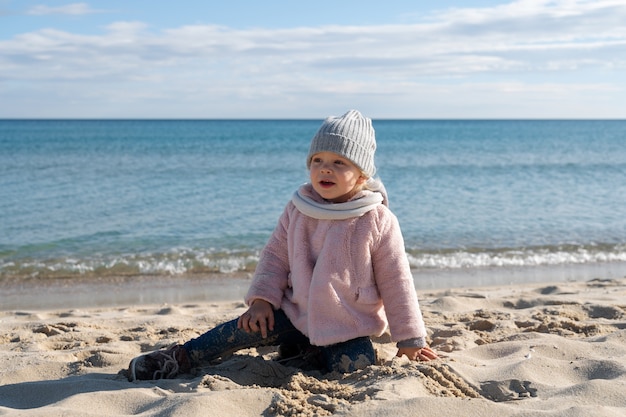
291;185;384;220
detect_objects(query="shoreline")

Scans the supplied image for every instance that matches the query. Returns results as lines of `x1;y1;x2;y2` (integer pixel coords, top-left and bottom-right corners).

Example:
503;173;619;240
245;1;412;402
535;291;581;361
0;274;253;311
2;261;626;311
414;260;626;289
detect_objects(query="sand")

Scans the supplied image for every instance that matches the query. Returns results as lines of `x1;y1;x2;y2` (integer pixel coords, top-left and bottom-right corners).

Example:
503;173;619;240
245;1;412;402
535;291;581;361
1;275;625;416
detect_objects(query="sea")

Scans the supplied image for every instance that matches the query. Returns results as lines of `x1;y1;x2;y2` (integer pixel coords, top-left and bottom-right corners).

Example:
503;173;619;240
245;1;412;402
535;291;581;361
2;119;626;292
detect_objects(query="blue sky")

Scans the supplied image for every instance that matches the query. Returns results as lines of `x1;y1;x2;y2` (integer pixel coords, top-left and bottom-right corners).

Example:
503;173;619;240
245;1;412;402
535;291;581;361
1;0;625;118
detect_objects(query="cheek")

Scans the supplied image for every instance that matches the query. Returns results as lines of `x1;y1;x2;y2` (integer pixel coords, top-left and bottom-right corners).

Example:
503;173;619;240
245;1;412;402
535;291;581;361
345;171;361;183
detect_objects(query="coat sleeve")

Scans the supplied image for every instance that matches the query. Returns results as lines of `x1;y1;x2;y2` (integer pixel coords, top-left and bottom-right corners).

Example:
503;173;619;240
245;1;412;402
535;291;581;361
371;208;428;342
245;206;291;308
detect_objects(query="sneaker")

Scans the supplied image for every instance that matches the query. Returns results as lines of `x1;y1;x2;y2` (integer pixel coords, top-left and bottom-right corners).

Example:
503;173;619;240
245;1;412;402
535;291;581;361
127;344;191;381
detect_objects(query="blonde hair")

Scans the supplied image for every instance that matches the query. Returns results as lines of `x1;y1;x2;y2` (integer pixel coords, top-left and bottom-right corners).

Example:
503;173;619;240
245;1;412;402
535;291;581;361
362;177;388;206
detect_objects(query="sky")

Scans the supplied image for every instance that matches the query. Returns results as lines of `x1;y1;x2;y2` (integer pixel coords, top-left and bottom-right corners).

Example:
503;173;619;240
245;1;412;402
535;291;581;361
1;0;625;119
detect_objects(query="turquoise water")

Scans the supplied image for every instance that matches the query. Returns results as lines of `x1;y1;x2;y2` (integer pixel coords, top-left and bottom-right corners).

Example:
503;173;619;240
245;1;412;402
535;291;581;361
1;119;626;282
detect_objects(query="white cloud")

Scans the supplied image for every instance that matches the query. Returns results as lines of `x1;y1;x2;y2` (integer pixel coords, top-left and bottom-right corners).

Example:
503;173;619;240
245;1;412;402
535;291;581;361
26;2;104;16
2;0;626;117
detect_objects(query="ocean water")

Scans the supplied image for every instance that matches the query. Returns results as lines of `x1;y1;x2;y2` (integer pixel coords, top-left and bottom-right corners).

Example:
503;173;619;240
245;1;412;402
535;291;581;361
1;119;626;286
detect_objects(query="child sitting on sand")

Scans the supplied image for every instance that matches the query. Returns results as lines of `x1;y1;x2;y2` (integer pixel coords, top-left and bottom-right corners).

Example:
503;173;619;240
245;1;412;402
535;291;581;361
127;109;438;381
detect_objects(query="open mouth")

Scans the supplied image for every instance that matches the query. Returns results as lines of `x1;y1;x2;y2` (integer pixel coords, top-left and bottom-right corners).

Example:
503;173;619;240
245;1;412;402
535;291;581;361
319;180;335;188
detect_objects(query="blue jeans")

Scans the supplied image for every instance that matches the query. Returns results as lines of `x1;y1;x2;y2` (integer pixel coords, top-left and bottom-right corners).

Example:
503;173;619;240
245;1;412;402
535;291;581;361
182;309;376;373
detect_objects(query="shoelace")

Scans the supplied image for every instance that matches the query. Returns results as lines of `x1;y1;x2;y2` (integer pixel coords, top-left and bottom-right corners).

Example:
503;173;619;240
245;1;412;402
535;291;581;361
275;352;305;364
275;347;322;365
151;351;180;380
128;350;180;381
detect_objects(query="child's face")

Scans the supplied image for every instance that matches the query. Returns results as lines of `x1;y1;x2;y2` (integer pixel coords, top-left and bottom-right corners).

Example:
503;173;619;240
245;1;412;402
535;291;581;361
309;151;366;203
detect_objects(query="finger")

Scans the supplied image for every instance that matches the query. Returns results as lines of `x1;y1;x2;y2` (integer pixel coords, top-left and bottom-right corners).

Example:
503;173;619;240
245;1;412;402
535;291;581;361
240;313;253;333
258;316;268;339
248;316;259;333
267;311;275;332
418;349;438;361
422;347;439;359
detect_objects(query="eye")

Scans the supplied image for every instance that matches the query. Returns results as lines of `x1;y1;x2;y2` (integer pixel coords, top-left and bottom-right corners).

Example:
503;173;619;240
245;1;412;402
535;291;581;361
334;159;345;165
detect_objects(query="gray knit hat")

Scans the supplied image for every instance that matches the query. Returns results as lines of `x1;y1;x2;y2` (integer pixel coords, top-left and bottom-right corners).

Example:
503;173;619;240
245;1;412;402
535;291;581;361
307;109;376;177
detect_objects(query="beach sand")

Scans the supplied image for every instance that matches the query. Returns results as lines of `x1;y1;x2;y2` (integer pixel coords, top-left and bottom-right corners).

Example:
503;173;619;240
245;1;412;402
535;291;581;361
1;274;625;416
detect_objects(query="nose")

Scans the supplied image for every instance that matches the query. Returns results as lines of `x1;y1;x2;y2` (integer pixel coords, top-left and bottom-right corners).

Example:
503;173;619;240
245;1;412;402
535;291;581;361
319;162;332;173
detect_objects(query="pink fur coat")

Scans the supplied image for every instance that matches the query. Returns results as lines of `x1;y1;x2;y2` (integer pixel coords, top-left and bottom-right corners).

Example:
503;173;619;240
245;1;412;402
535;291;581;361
245;183;427;347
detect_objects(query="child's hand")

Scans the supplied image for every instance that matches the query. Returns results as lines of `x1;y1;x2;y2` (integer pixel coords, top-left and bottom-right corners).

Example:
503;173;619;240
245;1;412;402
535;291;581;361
396;346;438;361
237;299;275;338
